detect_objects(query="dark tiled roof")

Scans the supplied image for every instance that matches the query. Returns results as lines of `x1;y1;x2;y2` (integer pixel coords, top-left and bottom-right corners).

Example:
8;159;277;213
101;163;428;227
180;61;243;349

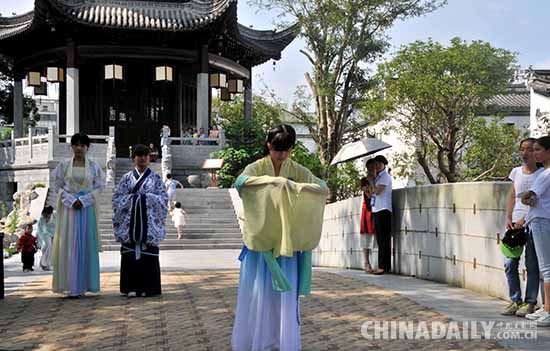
236;23;299;59
51;0;235;31
530;79;550;97
0;1;298;65
485;85;530;114
0;11;34;40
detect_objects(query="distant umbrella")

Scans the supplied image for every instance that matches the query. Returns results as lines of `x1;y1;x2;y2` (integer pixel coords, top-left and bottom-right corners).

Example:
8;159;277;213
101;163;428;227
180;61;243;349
330;138;392;166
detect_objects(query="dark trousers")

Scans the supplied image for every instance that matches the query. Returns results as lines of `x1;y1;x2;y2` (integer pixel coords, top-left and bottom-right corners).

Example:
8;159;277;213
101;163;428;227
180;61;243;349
374;210;392;271
21;251;35;270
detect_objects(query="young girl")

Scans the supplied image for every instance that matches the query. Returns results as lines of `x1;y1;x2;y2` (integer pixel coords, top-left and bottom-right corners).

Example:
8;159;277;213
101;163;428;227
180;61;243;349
17;223;38;272
164;174;183;211
172;202;186;240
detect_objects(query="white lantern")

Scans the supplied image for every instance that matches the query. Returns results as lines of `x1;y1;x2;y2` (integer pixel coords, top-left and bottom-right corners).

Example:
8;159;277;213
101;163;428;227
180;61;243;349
105;64;123;80
228;79;244;94
26;71;42;87
220;87;232;101
155;65;173;81
210;73;227;88
46;67;64;83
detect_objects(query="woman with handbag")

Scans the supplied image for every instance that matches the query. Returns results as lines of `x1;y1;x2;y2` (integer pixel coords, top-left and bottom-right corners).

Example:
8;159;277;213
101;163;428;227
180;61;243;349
502;138;543;317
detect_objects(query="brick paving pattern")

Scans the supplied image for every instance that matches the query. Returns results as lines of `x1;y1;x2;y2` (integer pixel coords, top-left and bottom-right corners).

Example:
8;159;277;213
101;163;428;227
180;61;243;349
0;271;505;350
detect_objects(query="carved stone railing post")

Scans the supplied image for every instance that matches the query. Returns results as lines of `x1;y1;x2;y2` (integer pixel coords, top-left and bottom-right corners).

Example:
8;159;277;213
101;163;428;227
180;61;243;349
47;126;56;162
28;127;33;160
10;130;15;164
105;126;117;189
160;125;172;179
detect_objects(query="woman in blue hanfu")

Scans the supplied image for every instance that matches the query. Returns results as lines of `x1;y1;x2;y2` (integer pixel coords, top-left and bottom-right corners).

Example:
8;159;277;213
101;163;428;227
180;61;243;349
52;133;105;297
112;144;168;297
232;124;329;351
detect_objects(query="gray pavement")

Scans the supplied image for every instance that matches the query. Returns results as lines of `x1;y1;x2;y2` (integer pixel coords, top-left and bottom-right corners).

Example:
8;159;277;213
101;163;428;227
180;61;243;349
3;251;550;349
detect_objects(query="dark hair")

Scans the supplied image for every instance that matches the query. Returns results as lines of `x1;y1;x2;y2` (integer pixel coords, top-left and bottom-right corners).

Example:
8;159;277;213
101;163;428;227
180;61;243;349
366;158;377;167
132;144;150;157
360;177;369;187
70;133;90;147
535;136;550;150
175;202;181;208
374;155;389;165
24;223;33;231
42;205;54;215
264;124;296;155
166;174;172;179
520;138;537;148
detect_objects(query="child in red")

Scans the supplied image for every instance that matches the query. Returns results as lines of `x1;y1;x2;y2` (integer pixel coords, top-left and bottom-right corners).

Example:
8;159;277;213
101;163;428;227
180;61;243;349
17;223;38;272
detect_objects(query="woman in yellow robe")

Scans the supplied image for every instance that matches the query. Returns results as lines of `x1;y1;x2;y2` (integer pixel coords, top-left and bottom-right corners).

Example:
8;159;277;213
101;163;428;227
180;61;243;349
232;124;328;351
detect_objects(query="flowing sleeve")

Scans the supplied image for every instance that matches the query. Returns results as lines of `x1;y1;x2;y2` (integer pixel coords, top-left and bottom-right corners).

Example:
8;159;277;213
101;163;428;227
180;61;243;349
54;161;78;208
112;174;132;243
235;161;260;193
295;163;327;188
145;174;169;244
36;217;46;248
79;162;106;208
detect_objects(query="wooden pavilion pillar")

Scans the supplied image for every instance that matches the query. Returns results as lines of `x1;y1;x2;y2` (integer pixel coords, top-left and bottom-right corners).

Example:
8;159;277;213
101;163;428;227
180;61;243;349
13;71;24;138
196;44;209;131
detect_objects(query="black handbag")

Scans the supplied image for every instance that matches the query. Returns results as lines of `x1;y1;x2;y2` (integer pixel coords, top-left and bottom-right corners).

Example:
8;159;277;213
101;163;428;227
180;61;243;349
502;227;528;248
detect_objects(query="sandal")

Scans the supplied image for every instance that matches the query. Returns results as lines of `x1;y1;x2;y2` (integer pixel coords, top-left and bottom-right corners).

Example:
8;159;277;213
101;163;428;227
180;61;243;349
364;264;374;274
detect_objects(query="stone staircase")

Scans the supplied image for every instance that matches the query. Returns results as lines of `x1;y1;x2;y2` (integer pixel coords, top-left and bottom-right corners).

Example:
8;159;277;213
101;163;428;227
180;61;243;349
97;158;243;251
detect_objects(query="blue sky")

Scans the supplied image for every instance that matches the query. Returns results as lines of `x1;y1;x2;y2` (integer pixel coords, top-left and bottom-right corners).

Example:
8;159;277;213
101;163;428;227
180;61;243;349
3;0;550;103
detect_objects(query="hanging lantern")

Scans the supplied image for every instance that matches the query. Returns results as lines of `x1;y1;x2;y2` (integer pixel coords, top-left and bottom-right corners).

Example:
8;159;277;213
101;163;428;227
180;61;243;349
104;64;123;80
227;79;244;94
155;65;173;82
220;87;232;101
46;67;64;83
210;73;227;88
34;82;48;96
26;71;42;87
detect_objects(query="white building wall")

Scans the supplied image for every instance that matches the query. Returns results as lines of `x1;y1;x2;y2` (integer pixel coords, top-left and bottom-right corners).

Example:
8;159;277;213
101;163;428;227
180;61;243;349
530;89;550;136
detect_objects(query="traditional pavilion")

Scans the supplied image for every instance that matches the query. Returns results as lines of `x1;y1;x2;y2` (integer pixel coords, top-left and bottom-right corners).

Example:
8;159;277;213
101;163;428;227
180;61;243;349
0;0;297;154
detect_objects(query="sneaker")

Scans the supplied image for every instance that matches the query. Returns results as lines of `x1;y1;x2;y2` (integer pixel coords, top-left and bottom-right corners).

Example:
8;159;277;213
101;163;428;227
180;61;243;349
526;307;547;321
516;303;536;317
536;311;550;327
502;302;521;316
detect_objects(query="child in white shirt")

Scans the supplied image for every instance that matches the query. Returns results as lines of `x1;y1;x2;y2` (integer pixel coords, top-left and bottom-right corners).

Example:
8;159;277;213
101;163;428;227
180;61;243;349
172;202;186;240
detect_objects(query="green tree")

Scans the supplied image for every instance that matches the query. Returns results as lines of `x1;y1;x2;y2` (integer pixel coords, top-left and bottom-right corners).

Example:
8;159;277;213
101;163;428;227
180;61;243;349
370;38;517;183
211;95;285;187
462;118;523;181
251;0;445;179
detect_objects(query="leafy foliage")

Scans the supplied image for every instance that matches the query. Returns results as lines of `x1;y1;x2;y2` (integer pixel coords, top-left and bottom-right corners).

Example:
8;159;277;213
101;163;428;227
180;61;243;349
0;58;39;132
462;118;523;181
369;38;517;183
251;0;445;200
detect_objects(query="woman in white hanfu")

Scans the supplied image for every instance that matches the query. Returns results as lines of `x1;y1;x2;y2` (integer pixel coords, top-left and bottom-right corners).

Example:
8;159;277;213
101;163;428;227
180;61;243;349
52;133;105;297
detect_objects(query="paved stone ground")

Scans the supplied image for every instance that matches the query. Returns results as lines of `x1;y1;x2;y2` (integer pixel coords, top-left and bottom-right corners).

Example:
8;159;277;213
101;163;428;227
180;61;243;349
0;270;506;351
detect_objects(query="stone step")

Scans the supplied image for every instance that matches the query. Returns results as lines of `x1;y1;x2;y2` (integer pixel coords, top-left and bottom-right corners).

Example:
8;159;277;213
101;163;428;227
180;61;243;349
100;233;242;240
101;243;243;251
100;238;243;245
98;228;242;235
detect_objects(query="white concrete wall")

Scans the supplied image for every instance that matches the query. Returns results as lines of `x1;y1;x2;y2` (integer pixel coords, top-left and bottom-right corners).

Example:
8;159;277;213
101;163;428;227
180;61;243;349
313;182;542;303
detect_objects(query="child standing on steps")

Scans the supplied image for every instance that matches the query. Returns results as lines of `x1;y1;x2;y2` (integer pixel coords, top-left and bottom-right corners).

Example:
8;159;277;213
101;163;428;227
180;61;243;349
17;223;38;272
172;202;186;240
